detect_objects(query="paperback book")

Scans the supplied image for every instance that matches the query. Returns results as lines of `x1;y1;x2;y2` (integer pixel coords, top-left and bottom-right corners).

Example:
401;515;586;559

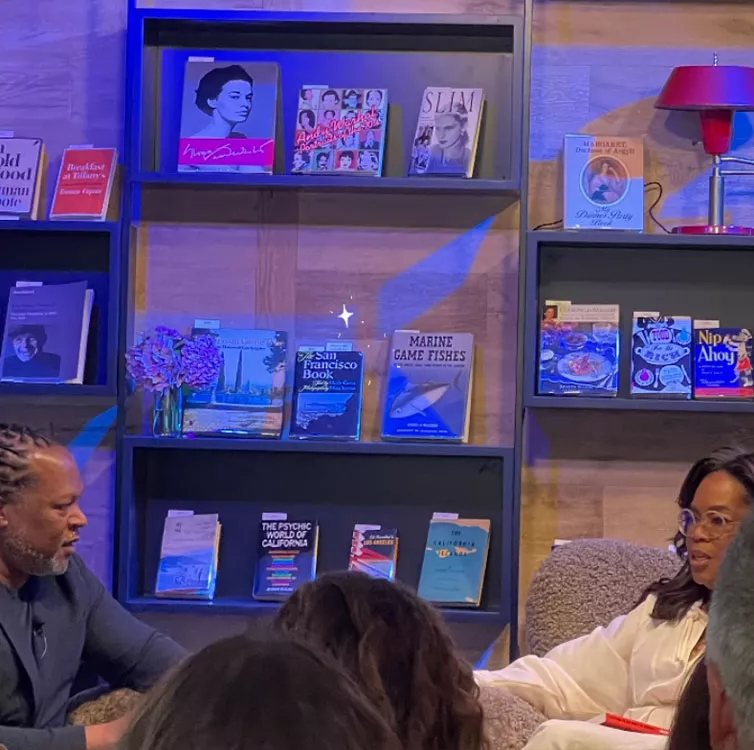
563;135;644;231
290;348;364;440
292;87;388;175
694;327;754;399
630;314;692;398
177;60;279;174
382;331;474;442
0;137;45;220
49;147;117;220
409;87;484;178
348;524;399;580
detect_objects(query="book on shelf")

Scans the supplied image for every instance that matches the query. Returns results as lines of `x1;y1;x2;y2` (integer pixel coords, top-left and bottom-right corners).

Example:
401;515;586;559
409;88;484;178
290;348;364;440
0;137;45;220
630;313;692;398
693;326;754;399
183;328;288;437
382;331;474;442
177;60;279;174
49;147;117;220
348;524;399;581
417;517;491;608
538;302;619;397
253;517;319;601
292;86;388;176
155;512;222;600
563;134;644;231
0;281;93;384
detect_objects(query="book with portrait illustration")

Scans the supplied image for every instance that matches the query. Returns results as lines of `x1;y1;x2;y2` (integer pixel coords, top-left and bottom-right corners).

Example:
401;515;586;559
182;328;288;437
693;326;754;399
417;518;490;607
563;135;644;231
631;313;692;398
348;524;399;581
50;147;117;220
0;137;45;220
382;330;474;442
408;88;484;178
0;282;93;384
292;86;388;176
177;60;279;174
538;302;619;397
290;348;364;440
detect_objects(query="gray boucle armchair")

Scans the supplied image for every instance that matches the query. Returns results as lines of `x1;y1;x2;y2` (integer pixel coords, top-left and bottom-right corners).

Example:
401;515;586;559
481;539;680;750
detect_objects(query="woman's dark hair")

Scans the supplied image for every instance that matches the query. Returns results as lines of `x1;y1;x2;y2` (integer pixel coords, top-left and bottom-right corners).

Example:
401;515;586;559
275;571;488;750
322;89;340;102
123;633;401;750
668;659;710;750
643;447;754;621
298;109;316;128
0;424;52;504
339;151;354;163
195;65;254;115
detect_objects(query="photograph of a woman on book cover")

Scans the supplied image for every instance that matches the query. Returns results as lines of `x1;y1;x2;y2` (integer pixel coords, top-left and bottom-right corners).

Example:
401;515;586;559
3;324;61;380
426;103;471;175
190;65;254;139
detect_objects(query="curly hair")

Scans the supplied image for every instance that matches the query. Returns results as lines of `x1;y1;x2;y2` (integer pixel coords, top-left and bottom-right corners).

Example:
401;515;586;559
0;423;52;504
274;571;488;750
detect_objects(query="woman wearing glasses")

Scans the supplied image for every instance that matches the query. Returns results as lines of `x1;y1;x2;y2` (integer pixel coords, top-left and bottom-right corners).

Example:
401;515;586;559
477;447;754;750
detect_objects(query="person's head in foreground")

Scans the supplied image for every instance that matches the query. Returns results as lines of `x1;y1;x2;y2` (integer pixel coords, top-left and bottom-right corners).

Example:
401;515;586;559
668;658;710;750
275;570;487;750
0;423;86;588
645;447;754;620
707;511;754;750
122;633;401;750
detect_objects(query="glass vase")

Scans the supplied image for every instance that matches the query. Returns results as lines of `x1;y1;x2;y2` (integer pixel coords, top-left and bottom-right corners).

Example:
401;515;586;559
152;387;183;438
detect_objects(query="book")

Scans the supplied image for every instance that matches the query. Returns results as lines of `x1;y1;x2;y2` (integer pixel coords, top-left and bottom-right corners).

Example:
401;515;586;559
538;302;620;396
0;137;45;220
630;314;692;398
563;135;644;231
409;88;484;178
253;518;319;601
0;282;93;384
290;348;364;440
382;331;474;442
49;147;117;220
348;524;399;580
177;60;279;174
588;714;669;736
155;513;222;600
694;327;754;399
182;328;288;437
292;86;388;176
417;518;491;607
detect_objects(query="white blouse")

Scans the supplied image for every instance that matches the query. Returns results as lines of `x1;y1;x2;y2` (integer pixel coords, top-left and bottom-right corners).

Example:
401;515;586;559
476;595;707;730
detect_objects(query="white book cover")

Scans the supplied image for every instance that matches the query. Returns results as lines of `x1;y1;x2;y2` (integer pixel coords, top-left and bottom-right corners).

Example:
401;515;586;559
0;137;44;219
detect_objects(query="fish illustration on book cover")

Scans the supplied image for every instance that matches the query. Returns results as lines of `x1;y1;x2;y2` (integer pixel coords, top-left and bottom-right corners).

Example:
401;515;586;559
631;314;692;398
694;327;754;399
382;331;474;442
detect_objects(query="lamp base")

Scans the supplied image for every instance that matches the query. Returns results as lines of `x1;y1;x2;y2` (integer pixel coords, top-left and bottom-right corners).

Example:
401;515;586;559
671;225;754;235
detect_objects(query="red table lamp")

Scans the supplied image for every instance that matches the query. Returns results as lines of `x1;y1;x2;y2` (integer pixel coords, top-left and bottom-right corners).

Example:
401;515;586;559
655;55;754;234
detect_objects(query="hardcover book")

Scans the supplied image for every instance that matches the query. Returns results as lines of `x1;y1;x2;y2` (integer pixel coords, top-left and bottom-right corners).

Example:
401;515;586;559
177;60;279;174
538;302;620;396
417;518;491;607
290;348;364;440
630;314;692;398
253;519;319;601
409;88;484;178
0;137;45;220
183;328;288;437
292;86;388;176
155;513;221;600
0;282;93;384
694;327;754;399
348;524;399;580
563;135;644;231
382;331;474;442
49;147;117;220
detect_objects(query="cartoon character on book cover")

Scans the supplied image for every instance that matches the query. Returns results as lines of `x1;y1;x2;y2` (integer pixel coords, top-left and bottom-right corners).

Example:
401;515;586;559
694;328;754;398
178;60;278;173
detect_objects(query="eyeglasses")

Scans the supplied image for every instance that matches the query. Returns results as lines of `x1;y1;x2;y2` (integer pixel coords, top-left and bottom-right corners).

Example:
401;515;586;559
678;508;741;540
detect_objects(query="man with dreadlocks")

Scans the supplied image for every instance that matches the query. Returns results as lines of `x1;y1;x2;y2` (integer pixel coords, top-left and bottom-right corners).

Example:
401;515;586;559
0;424;186;750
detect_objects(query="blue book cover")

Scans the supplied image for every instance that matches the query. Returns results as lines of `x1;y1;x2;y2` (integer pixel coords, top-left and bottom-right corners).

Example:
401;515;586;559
417;519;491;607
694;328;754;399
630;314;692;398
563;135;644;231
348;525;398;580
253;519;319;601
183;328;288;437
538;303;619;396
382;331;474;442
290;349;363;440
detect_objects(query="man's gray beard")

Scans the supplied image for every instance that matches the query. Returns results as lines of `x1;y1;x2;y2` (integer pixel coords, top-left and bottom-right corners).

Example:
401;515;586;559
0;531;68;577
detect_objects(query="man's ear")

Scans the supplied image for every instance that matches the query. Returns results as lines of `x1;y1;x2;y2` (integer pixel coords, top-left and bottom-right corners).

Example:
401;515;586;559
708;660;738;750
